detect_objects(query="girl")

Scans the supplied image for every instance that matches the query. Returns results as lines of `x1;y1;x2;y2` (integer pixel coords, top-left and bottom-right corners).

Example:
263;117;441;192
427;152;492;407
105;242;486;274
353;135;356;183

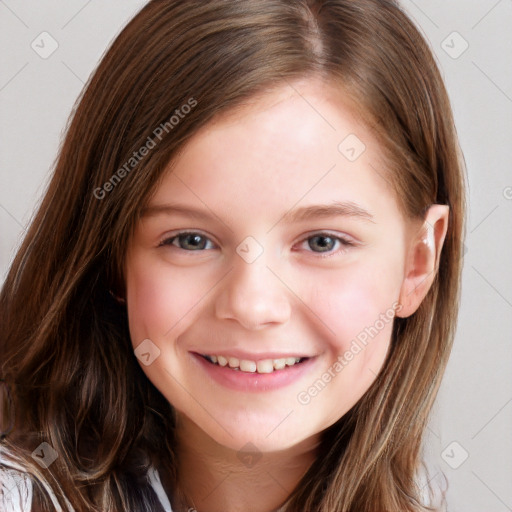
0;0;466;511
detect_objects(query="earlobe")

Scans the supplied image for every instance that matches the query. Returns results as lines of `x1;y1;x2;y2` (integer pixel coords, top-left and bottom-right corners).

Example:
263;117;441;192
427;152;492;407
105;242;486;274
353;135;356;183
396;204;450;318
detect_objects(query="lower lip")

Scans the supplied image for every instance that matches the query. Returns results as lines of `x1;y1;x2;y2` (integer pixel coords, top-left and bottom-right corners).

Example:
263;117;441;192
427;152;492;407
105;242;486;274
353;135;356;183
191;353;317;393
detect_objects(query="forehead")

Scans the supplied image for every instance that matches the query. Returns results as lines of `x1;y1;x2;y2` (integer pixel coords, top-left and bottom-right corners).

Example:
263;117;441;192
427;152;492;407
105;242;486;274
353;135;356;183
149;78;401;225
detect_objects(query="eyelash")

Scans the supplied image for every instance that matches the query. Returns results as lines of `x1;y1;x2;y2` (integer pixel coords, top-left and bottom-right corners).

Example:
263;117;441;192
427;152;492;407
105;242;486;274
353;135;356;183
158;230;355;258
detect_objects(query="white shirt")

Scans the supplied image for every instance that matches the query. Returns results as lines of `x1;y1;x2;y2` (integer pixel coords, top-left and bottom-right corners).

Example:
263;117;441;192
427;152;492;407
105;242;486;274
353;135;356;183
0;465;174;512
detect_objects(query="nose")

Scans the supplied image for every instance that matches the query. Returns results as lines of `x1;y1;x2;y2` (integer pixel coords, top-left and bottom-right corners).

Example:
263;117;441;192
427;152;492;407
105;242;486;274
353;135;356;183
215;252;291;330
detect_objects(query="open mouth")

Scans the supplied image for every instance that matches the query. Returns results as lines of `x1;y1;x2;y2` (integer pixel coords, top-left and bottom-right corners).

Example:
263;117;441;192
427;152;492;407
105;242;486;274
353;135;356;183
200;354;310;374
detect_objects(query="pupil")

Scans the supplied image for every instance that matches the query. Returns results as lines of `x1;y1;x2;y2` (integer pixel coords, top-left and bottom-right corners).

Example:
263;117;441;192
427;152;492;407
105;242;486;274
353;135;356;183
311;235;333;252
184;234;204;249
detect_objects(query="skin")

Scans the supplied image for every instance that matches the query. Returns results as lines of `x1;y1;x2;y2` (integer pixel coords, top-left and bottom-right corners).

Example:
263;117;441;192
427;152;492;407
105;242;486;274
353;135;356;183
124;77;449;512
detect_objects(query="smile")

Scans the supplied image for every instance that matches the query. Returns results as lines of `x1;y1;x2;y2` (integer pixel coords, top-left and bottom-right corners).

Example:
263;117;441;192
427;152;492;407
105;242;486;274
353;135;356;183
201;354;309;374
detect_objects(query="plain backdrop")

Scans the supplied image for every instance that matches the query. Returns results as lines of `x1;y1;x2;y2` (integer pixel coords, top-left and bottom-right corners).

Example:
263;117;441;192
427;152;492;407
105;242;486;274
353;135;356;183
1;1;511;511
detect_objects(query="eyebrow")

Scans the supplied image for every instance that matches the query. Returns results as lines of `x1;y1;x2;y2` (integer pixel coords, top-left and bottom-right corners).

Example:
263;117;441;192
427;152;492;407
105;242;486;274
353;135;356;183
141;201;375;223
280;201;375;224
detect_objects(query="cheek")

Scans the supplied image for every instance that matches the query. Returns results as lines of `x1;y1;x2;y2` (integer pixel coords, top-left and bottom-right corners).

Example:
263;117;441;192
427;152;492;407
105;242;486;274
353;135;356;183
304;261;399;351
294;266;398;426
302;259;402;416
125;257;208;344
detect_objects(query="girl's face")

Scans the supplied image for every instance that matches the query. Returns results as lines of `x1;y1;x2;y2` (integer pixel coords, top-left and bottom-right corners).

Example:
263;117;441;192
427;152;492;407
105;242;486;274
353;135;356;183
125;78;418;453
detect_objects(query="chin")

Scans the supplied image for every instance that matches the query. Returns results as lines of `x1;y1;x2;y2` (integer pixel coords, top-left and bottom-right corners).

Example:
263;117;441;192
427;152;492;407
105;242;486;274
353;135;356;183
201;413;315;454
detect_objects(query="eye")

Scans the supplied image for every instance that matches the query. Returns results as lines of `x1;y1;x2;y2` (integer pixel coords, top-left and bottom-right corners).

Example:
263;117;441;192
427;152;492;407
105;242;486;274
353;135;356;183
158;230;355;256
159;231;215;251
297;232;355;257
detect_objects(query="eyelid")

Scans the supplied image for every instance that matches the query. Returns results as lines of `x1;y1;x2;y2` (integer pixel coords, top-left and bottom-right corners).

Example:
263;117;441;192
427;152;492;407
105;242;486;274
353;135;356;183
296;229;356;244
293;230;356;258
158;230;218;249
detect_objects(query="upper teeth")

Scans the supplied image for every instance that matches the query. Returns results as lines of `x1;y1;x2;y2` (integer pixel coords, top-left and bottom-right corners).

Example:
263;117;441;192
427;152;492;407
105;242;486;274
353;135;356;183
204;355;304;373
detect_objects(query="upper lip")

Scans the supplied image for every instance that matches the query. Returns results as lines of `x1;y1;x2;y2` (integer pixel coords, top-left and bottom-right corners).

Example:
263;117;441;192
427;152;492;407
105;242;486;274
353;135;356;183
193;350;313;361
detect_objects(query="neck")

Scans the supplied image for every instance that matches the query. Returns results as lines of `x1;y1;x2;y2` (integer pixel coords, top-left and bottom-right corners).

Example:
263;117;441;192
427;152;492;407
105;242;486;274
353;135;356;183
170;414;320;512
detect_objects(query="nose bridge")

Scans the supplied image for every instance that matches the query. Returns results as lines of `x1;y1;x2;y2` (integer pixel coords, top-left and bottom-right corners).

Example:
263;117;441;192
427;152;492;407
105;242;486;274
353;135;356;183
215;243;291;329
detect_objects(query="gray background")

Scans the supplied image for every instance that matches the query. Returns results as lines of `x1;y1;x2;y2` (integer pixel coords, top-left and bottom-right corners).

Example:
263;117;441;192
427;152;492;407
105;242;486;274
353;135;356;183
1;1;511;510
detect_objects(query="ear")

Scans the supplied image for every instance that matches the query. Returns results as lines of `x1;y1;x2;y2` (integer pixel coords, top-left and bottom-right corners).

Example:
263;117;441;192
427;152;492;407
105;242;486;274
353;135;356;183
396;204;450;318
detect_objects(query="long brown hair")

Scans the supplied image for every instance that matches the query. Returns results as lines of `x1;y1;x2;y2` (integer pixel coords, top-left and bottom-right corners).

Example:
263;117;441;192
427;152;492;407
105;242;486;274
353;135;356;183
0;0;466;510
